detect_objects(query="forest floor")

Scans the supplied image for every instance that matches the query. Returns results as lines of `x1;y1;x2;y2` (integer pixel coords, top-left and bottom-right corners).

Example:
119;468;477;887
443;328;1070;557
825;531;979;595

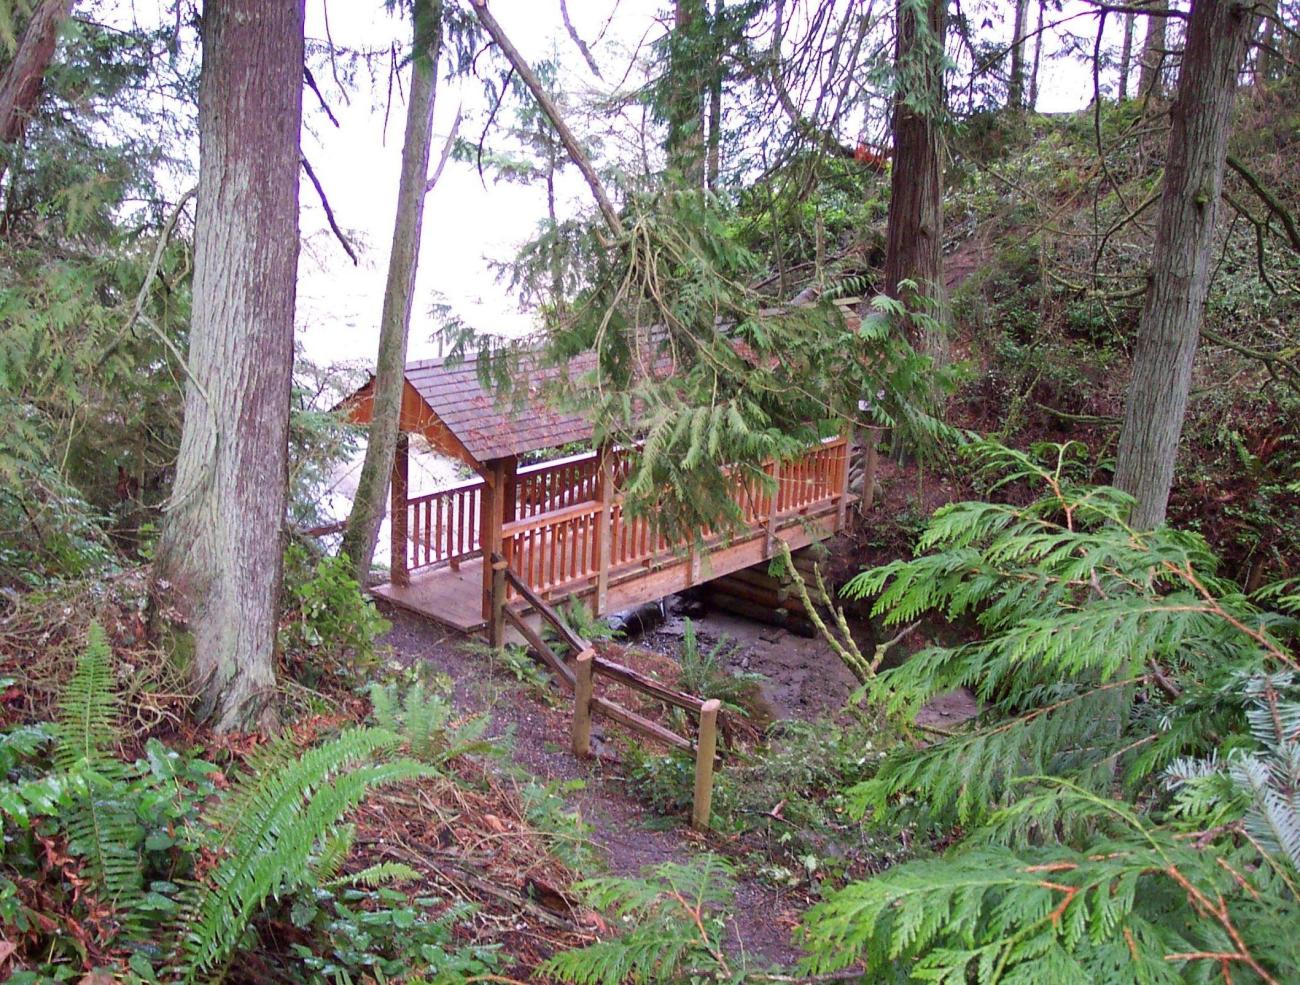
379;488;979;966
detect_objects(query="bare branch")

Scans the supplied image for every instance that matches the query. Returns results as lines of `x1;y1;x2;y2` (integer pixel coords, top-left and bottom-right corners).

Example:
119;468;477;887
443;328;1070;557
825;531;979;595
425;104;463;194
469;0;623;237
558;0;604;79
300;154;359;265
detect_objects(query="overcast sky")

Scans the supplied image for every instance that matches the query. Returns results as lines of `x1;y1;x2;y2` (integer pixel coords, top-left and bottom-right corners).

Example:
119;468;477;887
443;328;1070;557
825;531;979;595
293;0;1115;372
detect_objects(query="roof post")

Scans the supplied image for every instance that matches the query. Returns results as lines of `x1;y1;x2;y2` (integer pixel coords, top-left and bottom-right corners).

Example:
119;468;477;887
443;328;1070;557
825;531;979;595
482;456;507;619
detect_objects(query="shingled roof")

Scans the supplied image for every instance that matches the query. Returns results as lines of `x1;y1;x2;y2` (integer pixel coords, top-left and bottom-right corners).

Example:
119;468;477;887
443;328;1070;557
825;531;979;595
388;352;596;464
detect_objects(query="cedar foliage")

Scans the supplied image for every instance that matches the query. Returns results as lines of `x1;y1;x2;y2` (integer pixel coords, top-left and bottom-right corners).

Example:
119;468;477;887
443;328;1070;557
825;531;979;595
797;442;1300;983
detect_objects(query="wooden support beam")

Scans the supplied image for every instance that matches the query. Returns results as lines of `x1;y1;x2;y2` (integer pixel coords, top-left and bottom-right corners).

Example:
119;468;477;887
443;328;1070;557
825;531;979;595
572;648;594;757
391;432;410;587
837;429;852;528
489;558;507;649
692;699;721;831
503;606;576;688
482;457;507;618
591;694;693;753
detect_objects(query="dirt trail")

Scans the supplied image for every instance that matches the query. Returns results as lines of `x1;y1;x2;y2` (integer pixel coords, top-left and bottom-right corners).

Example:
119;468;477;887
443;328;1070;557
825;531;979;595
383;609;810;967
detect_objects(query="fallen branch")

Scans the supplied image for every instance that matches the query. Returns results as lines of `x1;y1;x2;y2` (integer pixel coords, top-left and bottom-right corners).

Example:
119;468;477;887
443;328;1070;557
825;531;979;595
469;0;622;237
300;153;359;265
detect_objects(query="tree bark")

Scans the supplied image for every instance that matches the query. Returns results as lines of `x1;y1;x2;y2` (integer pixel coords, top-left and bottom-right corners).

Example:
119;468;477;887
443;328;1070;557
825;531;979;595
1118;11;1136;100
1028;1;1044;110
342;0;443;582
1114;0;1256;530
706;0;723;192
669;0;707;187
1007;0;1030;109
1136;1;1169;98
155;0;305;732
0;0;73;145
883;0;947;363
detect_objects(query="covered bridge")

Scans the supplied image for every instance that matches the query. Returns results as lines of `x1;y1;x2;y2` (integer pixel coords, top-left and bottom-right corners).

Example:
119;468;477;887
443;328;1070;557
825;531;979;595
344;354;854;633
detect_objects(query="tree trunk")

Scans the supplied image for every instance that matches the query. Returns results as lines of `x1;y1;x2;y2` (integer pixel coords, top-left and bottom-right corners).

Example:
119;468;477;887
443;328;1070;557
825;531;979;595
1028;1;1044;110
342;0;443;582
669;0;706;187
155;0;305;732
1114;0;1255;530
0;0;73;145
1118;11;1136;100
706;0;723;192
1137;1;1169;98
1007;0;1030;109
883;0;947;363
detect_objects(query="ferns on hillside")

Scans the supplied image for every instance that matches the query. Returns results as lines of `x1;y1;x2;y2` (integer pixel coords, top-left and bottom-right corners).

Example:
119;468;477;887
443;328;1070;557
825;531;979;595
177;726;433;979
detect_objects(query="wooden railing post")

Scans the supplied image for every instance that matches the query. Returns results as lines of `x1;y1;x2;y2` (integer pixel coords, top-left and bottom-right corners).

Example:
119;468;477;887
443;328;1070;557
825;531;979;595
594;447;613;615
489;558;507;649
482;459;506;619
837;432;852;528
390;432;410;587
764;460;782;558
572;648;595;758
691;699;721;831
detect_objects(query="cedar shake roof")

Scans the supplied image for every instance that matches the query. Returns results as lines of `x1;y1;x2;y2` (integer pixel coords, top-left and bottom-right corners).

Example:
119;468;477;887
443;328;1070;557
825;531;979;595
400;352;596;463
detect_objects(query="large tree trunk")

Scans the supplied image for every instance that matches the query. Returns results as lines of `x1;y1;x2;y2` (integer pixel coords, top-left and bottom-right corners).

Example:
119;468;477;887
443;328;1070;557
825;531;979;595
1007;0;1030;109
0;0;73;144
1118;11;1136;100
705;0;723;192
1114;0;1255;530
155;0;305;731
0;0;73;190
1028;1;1044;110
883;0;947;363
342;0;443;582
668;0;706;187
1136;1;1169;98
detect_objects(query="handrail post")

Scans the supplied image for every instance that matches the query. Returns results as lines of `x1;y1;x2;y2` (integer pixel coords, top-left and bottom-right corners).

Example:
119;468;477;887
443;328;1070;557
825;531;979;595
691;699;721;831
489;558;508;649
572;648;595;757
837;431;852;528
764;459;781;558
594;446;613;615
390;432;410;587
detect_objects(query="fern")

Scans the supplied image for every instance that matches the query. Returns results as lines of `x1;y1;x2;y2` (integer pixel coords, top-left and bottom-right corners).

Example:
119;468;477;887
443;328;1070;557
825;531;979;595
47;624;144;909
541;856;738;984
176;726;434;980
367;678;491;763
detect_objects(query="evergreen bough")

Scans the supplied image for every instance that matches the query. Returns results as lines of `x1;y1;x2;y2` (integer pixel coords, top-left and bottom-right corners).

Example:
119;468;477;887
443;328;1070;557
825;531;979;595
798;442;1300;983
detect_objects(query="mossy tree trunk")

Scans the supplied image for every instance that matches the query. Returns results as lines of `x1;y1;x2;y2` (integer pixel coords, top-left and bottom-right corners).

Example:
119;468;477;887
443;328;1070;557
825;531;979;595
342;0;444;582
155;0;305;732
1114;0;1256;530
883;0;947;364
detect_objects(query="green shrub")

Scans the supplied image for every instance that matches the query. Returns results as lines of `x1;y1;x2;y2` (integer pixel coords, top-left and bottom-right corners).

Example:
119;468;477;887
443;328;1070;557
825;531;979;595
279;542;390;685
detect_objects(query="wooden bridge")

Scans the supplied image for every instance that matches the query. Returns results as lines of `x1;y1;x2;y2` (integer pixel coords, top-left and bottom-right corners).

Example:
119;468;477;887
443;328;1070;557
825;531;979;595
345;354;856;633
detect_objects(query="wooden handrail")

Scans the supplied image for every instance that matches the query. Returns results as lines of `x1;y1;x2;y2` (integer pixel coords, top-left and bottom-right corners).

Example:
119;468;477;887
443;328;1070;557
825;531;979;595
501;498;602;537
407;475;486;505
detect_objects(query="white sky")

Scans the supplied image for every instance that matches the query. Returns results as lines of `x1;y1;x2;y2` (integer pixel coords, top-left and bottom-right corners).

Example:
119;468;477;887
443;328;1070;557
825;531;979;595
293;0;1115;371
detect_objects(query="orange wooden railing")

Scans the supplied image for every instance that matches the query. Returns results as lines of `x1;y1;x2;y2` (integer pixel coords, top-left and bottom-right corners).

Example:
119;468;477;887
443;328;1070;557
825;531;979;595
500;435;849;599
406;478;483;573
403;435;849;594
514;450;602;519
